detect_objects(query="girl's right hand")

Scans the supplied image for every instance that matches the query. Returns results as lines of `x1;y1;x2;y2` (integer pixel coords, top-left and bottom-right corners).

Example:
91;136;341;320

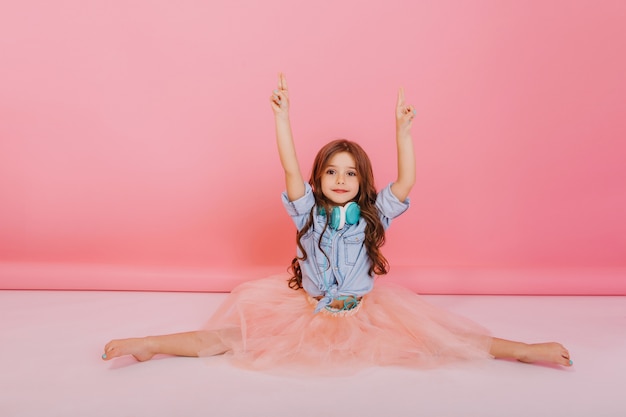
270;72;290;117
395;87;416;134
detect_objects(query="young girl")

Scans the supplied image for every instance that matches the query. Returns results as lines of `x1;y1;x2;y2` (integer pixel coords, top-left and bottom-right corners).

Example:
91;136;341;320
102;74;573;371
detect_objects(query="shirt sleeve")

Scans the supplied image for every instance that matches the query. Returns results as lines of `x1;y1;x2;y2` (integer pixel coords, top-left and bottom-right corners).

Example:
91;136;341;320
376;182;410;229
281;182;315;231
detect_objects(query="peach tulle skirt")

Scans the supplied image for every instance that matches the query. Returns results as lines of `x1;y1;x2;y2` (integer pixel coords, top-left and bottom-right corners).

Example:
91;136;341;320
199;274;493;373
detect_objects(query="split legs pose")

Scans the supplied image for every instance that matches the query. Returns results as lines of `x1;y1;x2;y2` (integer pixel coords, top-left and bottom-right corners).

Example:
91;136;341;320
102;333;573;366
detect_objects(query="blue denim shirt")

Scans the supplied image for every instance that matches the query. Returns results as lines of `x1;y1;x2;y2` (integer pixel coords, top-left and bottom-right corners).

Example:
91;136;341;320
282;182;409;312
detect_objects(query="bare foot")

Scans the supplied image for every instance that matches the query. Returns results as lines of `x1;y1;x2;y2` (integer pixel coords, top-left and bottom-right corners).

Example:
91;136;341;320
517;342;572;367
102;337;155;362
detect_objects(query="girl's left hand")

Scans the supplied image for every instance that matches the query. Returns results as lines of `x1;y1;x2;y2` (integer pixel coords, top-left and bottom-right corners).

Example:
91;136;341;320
270;72;290;118
396;88;416;133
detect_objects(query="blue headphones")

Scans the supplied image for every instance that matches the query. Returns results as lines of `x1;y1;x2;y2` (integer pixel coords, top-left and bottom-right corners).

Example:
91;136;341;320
320;202;361;230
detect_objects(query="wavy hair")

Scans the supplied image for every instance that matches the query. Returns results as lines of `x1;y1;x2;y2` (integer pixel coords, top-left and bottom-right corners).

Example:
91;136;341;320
288;139;389;290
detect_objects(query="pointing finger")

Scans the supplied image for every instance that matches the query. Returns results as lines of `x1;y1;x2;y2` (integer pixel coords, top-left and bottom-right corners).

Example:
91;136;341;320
279;72;288;91
396;87;405;107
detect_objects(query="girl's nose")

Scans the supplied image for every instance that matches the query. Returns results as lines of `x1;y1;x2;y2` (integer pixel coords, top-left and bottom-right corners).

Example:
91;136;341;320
336;174;345;184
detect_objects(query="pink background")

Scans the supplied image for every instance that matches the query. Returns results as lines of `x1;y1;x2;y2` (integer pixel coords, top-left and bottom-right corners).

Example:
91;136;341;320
1;0;625;293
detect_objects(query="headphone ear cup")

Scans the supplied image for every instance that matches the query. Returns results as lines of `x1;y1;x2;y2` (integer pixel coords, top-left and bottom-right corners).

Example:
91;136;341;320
344;202;361;225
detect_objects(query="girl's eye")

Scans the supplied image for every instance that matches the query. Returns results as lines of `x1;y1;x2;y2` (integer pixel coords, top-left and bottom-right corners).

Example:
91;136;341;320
347;171;357;177
326;169;336;175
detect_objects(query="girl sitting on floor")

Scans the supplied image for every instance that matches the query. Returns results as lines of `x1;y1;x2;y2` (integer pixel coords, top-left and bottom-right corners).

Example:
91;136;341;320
102;74;572;371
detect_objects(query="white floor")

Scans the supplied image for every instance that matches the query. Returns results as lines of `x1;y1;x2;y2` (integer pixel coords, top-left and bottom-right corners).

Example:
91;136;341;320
1;290;624;417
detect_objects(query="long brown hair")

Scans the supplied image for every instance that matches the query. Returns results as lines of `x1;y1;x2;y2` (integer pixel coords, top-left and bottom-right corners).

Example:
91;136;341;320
288;139;389;290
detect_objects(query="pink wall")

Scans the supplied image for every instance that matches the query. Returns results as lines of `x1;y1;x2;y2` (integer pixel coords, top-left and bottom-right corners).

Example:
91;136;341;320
1;0;625;293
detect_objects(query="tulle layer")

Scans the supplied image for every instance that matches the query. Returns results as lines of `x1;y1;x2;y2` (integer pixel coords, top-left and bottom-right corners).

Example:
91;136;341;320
199;274;493;373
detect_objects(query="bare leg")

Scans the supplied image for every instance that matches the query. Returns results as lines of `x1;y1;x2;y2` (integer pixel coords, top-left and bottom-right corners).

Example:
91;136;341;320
490;337;572;366
102;331;228;362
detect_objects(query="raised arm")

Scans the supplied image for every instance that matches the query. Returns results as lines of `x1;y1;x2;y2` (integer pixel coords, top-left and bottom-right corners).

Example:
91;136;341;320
390;88;416;202
270;73;305;201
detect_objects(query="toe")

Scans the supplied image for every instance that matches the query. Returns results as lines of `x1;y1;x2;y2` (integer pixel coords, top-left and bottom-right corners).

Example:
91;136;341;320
102;348;112;360
560;346;572;366
102;344;110;360
560;353;573;366
102;341;117;361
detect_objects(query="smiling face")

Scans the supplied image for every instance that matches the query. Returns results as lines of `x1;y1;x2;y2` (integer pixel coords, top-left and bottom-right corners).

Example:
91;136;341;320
320;151;360;205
